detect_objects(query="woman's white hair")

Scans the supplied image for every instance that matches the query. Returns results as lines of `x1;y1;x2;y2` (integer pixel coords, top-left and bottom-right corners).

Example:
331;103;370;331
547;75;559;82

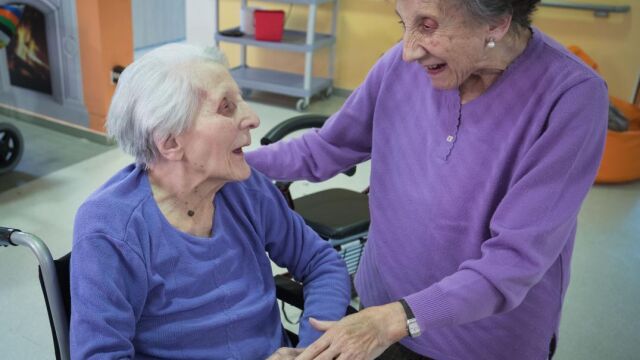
106;43;228;165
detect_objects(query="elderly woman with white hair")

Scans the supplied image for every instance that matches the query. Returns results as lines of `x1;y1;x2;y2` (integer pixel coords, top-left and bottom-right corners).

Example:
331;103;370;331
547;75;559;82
69;43;350;360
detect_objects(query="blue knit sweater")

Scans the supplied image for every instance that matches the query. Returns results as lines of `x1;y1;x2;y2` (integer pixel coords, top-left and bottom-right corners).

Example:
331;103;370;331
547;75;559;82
70;165;350;359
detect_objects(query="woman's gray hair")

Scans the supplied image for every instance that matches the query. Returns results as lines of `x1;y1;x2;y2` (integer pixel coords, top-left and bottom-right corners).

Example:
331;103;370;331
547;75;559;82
106;43;228;165
457;0;541;29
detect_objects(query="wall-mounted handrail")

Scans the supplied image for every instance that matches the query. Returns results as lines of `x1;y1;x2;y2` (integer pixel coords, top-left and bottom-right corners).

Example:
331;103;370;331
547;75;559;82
540;1;631;18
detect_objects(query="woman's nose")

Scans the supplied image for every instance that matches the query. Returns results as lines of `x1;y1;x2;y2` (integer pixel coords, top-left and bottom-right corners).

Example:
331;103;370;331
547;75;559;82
246;111;260;129
402;34;426;62
239;103;260;129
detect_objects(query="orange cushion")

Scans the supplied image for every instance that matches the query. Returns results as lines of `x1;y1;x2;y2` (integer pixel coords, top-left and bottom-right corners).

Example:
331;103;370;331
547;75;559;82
568;45;599;72
596;97;640;183
566;46;639;183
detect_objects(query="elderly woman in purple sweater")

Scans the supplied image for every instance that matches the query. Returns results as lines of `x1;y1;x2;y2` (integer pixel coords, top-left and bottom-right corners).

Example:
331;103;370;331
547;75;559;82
69;44;351;359
246;0;608;359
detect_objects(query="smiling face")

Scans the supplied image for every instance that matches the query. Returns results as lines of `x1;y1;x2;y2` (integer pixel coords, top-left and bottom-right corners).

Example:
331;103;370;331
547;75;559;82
397;0;492;90
177;63;259;183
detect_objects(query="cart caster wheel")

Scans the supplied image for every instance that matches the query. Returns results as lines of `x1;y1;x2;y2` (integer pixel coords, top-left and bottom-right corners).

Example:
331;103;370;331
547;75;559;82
296;98;309;112
323;87;333;99
0;122;24;175
241;88;253;99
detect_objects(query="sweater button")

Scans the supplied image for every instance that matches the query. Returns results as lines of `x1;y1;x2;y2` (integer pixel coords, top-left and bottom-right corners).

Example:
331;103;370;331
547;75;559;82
446;135;454;142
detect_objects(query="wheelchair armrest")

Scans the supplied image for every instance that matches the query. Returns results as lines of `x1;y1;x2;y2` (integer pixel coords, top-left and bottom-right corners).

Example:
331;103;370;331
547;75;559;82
275;274;305;309
274;273;358;315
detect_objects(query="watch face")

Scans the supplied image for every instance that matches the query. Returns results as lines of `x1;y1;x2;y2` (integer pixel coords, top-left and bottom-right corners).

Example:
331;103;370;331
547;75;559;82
408;319;421;337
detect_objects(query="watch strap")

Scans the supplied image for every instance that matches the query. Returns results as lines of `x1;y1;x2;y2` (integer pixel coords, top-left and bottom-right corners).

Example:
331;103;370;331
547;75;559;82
399;298;421;338
399;298;415;319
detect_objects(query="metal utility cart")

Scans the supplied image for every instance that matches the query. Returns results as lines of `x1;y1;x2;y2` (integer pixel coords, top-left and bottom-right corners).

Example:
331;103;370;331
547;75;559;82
214;0;337;111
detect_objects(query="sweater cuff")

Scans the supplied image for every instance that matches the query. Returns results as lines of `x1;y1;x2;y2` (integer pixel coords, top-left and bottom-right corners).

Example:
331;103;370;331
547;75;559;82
404;269;503;331
404;284;455;330
296;320;324;347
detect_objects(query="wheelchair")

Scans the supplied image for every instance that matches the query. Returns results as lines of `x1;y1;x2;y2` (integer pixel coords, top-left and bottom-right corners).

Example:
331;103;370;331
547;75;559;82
0;122;24;174
260;114;370;279
1;227;355;360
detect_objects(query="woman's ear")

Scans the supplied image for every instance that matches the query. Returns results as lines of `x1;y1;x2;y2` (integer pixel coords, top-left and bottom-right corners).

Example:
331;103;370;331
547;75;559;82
155;134;184;161
488;14;512;42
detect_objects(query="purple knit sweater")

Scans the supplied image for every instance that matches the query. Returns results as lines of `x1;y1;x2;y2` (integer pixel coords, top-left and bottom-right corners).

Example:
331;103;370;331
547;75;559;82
246;28;607;360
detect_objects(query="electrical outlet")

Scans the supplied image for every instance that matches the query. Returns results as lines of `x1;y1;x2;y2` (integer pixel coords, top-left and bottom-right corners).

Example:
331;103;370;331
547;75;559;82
111;65;125;85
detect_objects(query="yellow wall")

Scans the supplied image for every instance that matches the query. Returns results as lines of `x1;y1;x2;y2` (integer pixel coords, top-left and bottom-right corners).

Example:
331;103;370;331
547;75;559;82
534;1;639;101
218;0;401;90
219;0;638;100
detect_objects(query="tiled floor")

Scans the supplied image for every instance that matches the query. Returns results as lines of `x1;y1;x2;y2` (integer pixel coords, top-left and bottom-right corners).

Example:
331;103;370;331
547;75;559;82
0;96;638;359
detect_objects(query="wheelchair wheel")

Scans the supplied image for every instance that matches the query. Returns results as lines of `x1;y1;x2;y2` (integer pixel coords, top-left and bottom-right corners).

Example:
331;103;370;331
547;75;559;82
0;122;24;174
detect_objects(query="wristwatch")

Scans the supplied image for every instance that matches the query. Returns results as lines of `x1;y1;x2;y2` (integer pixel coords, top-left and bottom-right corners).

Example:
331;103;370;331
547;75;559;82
399;299;421;338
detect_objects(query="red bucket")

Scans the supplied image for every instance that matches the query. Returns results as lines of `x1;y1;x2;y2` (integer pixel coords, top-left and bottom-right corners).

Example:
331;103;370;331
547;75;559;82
254;10;285;42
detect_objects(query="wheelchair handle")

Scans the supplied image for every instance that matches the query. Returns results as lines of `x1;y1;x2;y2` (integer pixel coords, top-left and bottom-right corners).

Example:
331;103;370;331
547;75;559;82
0;226;20;246
0;227;71;360
260;114;357;177
261;114;329;145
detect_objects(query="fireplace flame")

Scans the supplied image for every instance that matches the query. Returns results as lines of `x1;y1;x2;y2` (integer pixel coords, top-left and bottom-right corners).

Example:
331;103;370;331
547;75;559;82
14;24;49;70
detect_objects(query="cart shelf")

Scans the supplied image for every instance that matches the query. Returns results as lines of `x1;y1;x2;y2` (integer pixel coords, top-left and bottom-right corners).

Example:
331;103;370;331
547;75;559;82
216;28;335;52
230;66;331;98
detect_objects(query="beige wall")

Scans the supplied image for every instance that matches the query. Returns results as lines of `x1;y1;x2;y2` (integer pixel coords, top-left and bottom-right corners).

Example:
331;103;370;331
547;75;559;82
218;0;638;100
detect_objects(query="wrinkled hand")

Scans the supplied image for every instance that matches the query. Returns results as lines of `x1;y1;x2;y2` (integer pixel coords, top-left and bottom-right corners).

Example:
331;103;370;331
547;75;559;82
294;302;407;360
267;347;305;360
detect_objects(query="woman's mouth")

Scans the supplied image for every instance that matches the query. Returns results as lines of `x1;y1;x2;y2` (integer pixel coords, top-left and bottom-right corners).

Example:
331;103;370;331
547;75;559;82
232;147;243;155
425;63;447;75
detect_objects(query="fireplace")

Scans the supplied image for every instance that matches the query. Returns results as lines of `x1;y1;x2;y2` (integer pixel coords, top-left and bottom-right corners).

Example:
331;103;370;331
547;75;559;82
0;0;87;126
7;4;53;95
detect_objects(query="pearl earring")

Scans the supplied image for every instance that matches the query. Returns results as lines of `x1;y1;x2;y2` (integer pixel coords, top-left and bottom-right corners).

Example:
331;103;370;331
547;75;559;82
487;38;496;49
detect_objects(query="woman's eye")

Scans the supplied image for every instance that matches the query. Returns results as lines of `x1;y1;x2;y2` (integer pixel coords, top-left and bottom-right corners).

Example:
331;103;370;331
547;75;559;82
422;19;438;31
398;20;406;30
218;98;236;115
